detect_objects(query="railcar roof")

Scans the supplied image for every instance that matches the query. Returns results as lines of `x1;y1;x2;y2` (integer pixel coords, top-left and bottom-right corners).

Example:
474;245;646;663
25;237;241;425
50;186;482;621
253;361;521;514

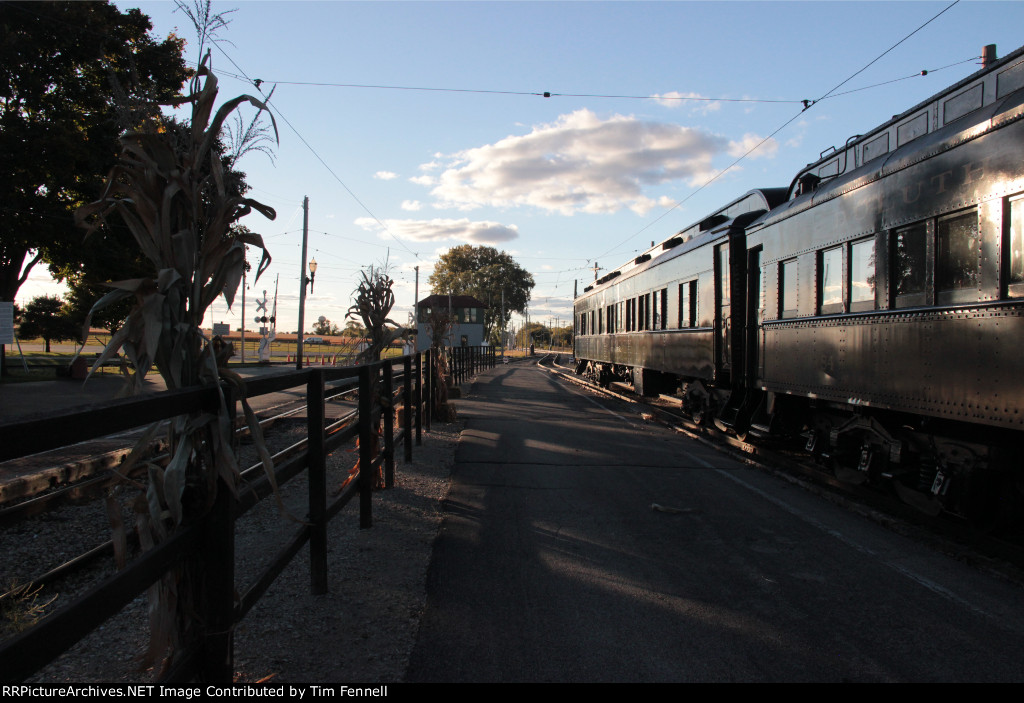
579;187;786;298
789;43;1024;199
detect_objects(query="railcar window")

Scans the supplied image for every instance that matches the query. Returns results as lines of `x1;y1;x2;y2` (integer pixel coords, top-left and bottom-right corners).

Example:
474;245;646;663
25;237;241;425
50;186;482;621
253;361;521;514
679;283;689;327
718;247;730;301
781;259;798;318
678;281;697;327
618;301;625;332
1009;195;1024;293
936;210;980;295
658;288;667;330
819;246;844;314
894;223;928;306
849;238;876;312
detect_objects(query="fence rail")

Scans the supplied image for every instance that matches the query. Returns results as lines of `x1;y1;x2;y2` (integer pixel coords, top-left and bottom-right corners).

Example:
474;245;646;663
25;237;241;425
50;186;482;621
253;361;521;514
0;345;496;682
0;350;439;682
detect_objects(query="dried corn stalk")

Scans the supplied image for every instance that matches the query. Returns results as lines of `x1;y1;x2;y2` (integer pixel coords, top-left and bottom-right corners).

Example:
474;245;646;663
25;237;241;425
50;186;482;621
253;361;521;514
346;265;400;363
75;52;276;673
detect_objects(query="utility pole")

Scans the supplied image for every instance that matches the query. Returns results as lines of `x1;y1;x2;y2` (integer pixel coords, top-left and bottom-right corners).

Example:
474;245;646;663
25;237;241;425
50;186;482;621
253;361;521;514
414;265;419;351
296;196;309;370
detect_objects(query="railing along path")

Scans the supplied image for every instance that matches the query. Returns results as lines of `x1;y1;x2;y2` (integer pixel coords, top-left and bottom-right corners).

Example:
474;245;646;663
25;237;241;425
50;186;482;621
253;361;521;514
0;347;494;682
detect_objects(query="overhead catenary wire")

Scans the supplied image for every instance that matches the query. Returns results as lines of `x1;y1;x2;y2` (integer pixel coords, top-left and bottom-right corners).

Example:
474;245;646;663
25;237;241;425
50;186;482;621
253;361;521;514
209;40;424;263
591;0;964;264
214;52;976;109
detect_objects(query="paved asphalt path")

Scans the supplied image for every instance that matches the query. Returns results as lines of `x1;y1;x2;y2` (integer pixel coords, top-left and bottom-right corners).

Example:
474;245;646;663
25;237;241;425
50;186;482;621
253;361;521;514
406;362;1024;682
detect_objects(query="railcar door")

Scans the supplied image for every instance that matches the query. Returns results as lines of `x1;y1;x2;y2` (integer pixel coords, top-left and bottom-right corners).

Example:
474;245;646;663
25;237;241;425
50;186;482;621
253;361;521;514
715;243;731;382
745;246;763;384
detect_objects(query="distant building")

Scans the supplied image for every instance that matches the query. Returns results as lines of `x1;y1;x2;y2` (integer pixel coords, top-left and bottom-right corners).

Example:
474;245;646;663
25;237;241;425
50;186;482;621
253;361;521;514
415;294;487;351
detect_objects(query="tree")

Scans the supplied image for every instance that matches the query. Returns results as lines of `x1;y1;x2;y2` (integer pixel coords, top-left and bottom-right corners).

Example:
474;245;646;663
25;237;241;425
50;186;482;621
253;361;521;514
520;321;551;346
428;245;534;344
17;295;79;353
312;317;341;336
54;119;255;334
340;320;367;338
0;1;189;304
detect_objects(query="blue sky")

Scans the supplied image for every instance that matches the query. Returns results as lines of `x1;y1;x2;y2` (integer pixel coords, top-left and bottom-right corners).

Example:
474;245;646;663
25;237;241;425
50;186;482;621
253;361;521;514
20;0;1024;335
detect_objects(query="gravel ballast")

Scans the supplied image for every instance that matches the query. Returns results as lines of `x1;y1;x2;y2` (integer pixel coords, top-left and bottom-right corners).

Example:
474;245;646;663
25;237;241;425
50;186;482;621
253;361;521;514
3;418;462;684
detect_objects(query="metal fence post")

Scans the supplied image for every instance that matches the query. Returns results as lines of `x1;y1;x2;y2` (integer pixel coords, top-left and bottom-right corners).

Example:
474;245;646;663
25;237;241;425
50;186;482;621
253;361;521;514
199;475;235;683
198;383;238;683
414;351;423;446
358;363;374;528
403;355;413;461
307;369;328;594
383;360;395;488
425;348;432;432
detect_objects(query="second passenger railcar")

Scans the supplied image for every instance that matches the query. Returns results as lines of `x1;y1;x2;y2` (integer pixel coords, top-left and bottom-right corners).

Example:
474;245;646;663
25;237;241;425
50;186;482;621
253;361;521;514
575;44;1024;524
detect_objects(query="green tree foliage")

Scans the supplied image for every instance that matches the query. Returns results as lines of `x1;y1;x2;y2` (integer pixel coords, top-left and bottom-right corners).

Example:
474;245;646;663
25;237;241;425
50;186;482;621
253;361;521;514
312;317;341;336
551;325;573;348
56;120;254;334
428;245;534;344
0;1;189;304
519;321;551;346
340;320;367;338
17;295;79;352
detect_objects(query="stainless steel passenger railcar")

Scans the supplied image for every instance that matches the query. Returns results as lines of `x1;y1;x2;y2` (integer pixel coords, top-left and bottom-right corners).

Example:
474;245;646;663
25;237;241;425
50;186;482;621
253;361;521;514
575;44;1024;524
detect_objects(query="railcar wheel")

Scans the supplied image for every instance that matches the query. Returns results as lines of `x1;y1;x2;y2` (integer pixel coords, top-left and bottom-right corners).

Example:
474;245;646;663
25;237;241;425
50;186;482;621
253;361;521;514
681;382;711;426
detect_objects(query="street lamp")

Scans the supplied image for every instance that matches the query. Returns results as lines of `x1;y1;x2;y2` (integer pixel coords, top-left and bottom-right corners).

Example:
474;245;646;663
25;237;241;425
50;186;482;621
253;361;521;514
306;258;317;294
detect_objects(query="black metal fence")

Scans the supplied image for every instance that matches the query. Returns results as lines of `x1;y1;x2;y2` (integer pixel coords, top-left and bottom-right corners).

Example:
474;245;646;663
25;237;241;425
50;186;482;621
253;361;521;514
0;352;441;682
0;345;499;682
449;345;497;385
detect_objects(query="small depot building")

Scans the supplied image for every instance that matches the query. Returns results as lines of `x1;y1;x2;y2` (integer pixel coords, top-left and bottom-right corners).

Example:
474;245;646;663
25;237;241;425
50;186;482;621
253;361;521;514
416;294;487;352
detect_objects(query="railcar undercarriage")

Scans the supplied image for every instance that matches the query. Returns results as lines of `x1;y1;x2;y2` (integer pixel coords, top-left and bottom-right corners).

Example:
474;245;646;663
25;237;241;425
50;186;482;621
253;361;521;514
795;400;1024;530
575;358;1023;530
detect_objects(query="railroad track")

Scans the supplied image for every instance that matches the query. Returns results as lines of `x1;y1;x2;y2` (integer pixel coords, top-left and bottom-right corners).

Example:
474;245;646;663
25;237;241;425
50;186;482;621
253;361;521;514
536;353;1024;581
0;374;380;610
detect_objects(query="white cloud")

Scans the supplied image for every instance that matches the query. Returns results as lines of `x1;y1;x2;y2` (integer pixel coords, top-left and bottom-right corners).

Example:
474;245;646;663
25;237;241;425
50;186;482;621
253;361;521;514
401;200;423;211
354;217;519;244
409;175;435;186
727;133;778;159
418;161;440;171
426;109;762;216
374;171;398;180
652;91;722;114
